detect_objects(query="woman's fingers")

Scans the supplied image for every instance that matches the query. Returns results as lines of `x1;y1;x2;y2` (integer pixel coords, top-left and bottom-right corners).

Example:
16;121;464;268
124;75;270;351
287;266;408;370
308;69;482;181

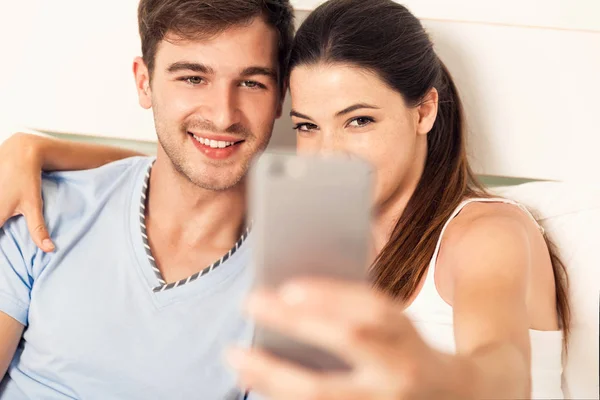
227;347;365;400
238;280;450;399
22;197;54;252
277;279;393;324
245;285;415;367
260;279;412;340
0;133;52;252
0;200;52;252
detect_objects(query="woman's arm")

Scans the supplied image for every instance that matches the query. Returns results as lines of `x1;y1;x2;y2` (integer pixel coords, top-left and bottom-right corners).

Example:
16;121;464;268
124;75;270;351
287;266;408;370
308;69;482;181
440;208;536;398
226;206;549;399
11;132;144;172
0;133;143;251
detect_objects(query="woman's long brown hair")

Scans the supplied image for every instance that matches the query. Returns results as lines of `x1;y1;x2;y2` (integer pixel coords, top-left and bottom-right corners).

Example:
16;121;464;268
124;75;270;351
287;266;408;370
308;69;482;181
290;0;570;341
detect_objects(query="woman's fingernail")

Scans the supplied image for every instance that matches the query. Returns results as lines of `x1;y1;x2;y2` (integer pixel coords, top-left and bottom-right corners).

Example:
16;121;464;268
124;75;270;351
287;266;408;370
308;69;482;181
43;239;55;251
279;283;307;305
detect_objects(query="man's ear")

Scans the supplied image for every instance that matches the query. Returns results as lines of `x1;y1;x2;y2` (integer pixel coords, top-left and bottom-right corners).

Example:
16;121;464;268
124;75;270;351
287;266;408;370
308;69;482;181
416;87;439;136
133;57;152;109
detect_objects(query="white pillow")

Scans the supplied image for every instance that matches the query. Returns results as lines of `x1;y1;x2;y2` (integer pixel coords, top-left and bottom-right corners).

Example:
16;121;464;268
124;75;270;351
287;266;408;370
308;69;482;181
494;182;600;399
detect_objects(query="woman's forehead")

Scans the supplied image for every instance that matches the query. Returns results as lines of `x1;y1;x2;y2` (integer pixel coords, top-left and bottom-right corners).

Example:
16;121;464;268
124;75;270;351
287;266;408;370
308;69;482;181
289;65;401;114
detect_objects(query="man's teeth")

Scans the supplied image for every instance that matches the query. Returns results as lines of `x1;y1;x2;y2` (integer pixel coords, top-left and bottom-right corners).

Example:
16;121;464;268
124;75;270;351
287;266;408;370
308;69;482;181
192;134;236;149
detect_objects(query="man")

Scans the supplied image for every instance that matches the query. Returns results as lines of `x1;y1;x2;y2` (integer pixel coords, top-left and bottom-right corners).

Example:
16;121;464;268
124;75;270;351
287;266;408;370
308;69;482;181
0;0;294;398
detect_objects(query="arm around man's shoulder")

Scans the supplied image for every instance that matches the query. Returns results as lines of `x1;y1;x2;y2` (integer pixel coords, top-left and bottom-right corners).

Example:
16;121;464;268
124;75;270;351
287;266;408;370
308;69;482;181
0;217;35;379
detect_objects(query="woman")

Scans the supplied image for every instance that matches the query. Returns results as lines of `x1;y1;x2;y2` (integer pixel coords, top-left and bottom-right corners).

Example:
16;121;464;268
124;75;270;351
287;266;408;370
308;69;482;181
0;0;568;398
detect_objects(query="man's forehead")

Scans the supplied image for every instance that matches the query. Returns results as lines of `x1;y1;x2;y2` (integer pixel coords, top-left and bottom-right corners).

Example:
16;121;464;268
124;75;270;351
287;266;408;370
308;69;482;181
155;35;278;75
155;17;278;66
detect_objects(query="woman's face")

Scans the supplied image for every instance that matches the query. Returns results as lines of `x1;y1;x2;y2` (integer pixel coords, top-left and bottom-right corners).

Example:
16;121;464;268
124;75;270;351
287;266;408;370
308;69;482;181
290;63;438;210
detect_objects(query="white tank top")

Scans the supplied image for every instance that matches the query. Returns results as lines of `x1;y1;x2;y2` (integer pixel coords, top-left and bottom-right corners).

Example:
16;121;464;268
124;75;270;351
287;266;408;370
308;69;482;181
403;198;564;399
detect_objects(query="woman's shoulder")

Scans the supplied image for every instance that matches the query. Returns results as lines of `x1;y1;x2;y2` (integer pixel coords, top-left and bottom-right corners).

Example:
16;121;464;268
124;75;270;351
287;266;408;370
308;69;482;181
434;198;551;305
444;199;540;253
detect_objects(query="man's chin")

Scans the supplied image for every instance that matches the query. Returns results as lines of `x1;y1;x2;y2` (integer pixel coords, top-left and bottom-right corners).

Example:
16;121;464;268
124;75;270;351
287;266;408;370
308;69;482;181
184;166;248;192
193;179;245;192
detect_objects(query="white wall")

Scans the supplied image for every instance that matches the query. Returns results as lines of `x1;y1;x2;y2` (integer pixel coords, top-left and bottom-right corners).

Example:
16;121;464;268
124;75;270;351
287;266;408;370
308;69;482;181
0;0;147;142
428;20;600;181
1;1;599;181
291;0;600;31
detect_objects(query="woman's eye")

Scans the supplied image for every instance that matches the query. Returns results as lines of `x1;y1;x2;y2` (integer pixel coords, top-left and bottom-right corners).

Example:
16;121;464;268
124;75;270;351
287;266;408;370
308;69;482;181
293;123;318;132
183;76;203;85
348;117;374;127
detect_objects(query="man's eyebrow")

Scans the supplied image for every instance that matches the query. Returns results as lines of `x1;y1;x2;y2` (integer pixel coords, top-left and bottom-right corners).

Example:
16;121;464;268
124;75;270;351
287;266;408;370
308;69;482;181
240;66;277;80
167;62;214;74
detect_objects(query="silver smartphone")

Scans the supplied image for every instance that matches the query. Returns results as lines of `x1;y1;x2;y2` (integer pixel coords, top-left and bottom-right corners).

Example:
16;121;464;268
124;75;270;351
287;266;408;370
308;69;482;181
249;152;372;371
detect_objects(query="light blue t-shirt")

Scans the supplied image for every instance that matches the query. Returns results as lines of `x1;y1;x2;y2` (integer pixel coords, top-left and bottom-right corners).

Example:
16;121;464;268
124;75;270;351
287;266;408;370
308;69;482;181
0;157;254;399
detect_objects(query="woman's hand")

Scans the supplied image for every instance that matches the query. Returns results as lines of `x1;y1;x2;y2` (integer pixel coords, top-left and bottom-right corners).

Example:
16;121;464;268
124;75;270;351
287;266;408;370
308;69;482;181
228;279;475;400
0;133;53;252
0;132;142;252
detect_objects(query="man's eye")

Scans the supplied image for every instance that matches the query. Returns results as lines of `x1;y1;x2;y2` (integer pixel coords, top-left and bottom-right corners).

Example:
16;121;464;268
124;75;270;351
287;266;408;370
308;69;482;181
241;80;265;89
183;77;203;85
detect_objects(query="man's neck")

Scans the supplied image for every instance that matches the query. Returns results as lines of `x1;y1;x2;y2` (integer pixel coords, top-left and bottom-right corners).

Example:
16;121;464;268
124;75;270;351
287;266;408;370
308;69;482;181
146;154;247;251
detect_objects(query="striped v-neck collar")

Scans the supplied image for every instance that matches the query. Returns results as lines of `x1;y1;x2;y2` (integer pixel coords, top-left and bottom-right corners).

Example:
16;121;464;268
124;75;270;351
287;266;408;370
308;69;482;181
137;163;251;293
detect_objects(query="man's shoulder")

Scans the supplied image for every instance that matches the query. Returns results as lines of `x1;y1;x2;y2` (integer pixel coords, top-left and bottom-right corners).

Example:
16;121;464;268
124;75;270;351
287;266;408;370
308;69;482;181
38;156;153;234
41;156;151;200
42;156;153;188
1;157;153;275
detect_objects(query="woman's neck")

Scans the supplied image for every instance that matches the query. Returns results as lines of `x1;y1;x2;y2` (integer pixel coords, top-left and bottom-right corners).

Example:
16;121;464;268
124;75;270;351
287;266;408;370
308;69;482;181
371;157;426;256
371;191;411;257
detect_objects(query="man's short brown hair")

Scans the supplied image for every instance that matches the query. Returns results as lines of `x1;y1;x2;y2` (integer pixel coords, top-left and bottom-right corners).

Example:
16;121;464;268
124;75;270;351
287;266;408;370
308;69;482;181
138;0;295;92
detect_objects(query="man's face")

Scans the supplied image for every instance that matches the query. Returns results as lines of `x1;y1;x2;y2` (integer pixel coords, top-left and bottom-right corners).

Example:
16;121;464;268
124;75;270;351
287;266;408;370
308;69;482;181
135;17;282;191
